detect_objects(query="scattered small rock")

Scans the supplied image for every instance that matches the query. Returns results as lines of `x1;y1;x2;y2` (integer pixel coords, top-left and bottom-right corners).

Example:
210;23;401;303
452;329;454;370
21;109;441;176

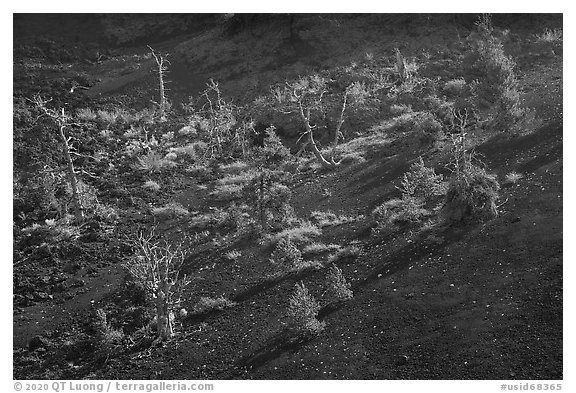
396;355;409;366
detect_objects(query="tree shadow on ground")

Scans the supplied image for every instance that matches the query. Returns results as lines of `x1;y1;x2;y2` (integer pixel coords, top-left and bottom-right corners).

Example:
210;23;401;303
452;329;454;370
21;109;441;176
233;328;316;376
476;120;562;169
354;224;469;291
231;265;321;303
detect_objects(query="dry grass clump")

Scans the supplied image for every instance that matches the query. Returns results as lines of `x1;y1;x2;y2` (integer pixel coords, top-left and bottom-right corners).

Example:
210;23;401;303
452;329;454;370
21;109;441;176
224;250;242;261
504;171;523;184
443;78;467;97
136;152;177;172
327;245;362;263
209;183;244;202
310;210;360;228
217;170;257;186
302;242;342;256
192;296;237;314
219;160;249;174
143;180;161;192
265;221;321;247
152;202;189;220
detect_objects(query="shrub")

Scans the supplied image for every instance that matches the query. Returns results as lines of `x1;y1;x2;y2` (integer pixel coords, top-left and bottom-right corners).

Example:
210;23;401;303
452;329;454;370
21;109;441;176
242;169;294;234
94;309;123;343
310;211;358;228
463;14;522;130
76;108;98;122
286;282;325;336
210;183;244;202
423;95;455;125
389;104;412;116
302;242;342;256
224;250;241;261
373;197;428;225
143;180;161;192
169;142;206;160
372;197;429;235
188;211;227;230
219;160;249;174
186;164;211;178
192;296;236;314
252;126;293;167
136;151;176;172
536;28;562;43
152;202;189;220
217;171;257;186
444;161;500;222
398;157;446;200
327;245;362;263
379;111;443;144
97;109;122;125
504;171;523;184
443;78;467;98
266;221;321;246
93;203;120;223
93;308;124;358
325;264;353;303
270;238;303;270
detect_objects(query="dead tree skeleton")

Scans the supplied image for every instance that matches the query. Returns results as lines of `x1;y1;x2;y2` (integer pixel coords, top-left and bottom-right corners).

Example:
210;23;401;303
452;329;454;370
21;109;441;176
148;45;170;121
32;96;85;223
274;76;368;169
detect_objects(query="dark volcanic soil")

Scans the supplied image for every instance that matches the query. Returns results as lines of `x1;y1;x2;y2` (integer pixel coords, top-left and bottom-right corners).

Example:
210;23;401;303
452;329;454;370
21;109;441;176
13;14;562;380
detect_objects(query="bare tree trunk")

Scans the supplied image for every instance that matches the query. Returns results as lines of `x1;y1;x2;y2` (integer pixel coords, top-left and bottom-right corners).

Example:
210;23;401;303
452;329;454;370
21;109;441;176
300;107;336;169
148;46;169;121
156;284;173;340
329;92;348;165
158;65;166;118
394;48;409;81
58;124;84;222
32;97;85;222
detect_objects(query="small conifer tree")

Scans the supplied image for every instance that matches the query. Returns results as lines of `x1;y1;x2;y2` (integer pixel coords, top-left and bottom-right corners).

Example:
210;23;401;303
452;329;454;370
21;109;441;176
325;264;353;303
286;282;325;336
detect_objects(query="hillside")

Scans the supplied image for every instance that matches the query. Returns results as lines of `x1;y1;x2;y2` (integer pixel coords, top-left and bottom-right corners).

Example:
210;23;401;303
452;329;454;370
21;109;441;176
13;14;562;380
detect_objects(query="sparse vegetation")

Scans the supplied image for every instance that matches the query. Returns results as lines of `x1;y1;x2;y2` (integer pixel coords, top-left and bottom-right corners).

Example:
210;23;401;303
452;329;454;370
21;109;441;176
13;14;562;381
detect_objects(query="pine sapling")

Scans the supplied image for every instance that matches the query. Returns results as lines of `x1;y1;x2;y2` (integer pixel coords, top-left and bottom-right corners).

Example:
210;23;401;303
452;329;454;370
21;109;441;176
270;238;303;271
325;264;353;303
286;282;325;336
